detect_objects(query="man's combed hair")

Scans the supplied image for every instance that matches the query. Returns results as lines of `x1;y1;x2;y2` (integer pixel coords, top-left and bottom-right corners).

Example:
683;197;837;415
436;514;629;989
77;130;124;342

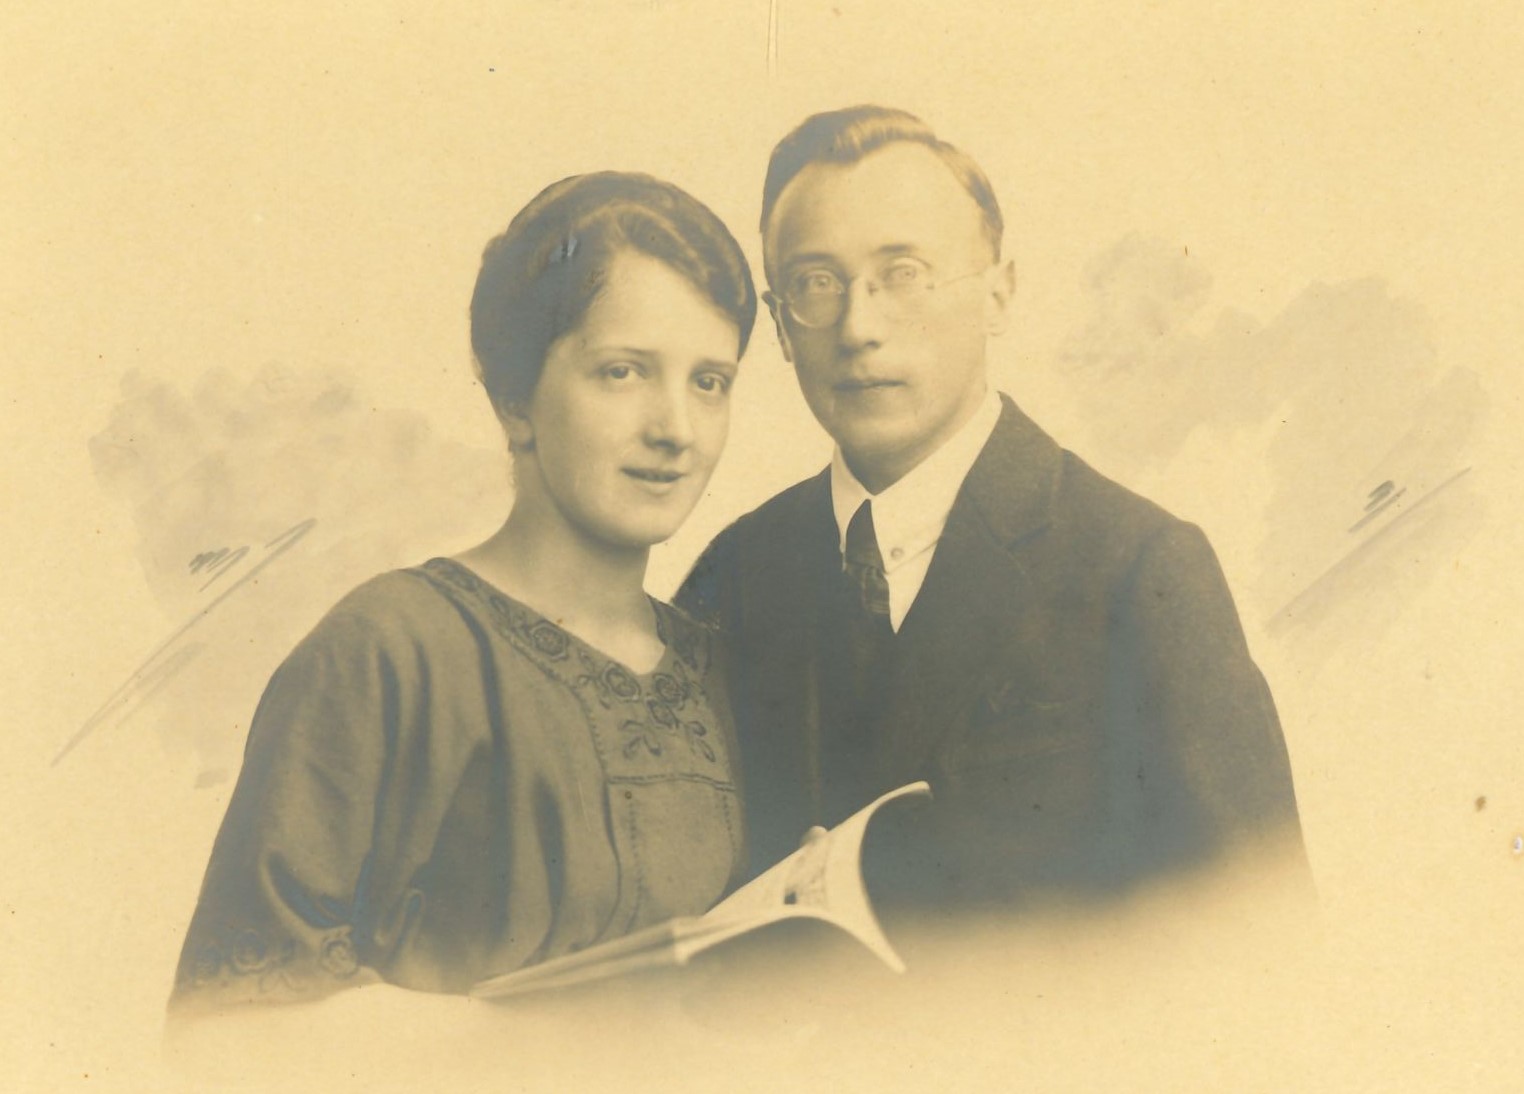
759;105;1005;273
471;171;757;418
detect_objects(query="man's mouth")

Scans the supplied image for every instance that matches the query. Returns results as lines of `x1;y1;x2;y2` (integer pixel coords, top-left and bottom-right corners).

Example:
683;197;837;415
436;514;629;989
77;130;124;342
834;378;903;393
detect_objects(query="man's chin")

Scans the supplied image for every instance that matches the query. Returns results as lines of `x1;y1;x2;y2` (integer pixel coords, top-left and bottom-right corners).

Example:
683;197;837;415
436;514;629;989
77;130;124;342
834;431;928;489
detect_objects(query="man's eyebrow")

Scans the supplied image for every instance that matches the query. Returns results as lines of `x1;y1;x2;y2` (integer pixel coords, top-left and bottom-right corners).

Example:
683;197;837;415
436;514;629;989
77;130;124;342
778;251;842;273
780;244;927;273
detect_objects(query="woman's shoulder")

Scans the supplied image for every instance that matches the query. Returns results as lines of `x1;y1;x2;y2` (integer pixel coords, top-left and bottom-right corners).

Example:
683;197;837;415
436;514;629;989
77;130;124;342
293;562;481;663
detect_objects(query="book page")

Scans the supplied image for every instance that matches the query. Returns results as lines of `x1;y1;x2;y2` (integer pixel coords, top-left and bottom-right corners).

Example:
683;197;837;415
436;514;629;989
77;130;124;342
702;781;931;971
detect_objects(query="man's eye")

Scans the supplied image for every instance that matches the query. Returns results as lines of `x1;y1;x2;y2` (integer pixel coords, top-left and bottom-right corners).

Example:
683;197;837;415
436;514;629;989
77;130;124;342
790;270;842;297
880;261;926;287
695;372;732;395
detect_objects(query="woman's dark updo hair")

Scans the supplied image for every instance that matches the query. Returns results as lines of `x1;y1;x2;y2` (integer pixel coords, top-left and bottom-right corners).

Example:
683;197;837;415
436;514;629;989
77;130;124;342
470;172;757;418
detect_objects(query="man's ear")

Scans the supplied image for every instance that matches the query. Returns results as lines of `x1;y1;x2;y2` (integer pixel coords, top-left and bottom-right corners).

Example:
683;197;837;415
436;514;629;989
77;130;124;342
984;259;1016;336
764;291;795;364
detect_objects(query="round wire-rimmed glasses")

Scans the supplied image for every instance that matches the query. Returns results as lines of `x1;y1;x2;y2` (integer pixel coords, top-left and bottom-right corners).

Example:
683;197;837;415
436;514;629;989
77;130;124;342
768;260;992;329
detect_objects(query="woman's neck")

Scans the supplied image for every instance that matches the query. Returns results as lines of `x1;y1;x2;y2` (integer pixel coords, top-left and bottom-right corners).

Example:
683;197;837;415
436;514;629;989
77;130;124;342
455;500;662;669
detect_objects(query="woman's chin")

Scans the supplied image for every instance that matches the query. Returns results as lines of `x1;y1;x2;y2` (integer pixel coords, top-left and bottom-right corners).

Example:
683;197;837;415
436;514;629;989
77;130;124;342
584;516;691;553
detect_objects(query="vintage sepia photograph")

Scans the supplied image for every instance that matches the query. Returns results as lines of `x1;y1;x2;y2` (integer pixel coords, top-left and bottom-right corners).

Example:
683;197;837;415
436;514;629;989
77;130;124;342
5;3;1522;1090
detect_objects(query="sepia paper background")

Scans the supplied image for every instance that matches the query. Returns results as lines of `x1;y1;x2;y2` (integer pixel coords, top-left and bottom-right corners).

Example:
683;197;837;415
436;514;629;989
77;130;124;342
4;2;1522;1088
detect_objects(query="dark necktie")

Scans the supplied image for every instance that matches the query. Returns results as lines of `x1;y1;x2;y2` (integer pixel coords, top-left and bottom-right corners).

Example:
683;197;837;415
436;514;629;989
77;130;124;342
843;501;893;624
818;500;898;822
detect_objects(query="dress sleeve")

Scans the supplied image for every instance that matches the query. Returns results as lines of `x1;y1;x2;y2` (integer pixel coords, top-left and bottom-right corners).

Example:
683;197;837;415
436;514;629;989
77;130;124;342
169;602;405;1013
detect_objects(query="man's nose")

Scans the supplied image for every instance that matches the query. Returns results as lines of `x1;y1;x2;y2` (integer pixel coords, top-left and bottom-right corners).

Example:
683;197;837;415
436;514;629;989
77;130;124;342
836;276;888;349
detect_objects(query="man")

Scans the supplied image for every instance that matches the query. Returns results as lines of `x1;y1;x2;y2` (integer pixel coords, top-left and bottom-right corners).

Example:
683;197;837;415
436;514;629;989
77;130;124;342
677;106;1306;909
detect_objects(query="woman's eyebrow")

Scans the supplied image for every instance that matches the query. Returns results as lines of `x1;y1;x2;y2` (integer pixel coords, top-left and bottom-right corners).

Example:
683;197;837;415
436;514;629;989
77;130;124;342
585;343;657;359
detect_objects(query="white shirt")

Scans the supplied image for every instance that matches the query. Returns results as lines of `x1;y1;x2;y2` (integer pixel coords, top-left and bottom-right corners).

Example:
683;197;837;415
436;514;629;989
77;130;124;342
830;388;1003;631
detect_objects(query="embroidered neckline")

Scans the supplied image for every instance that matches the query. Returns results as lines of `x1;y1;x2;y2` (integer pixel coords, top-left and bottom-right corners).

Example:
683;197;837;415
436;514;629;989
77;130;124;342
417;557;723;774
417;557;706;678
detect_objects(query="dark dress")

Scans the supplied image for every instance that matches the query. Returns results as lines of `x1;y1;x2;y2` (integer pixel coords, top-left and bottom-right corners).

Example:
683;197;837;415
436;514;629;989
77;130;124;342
171;558;745;1010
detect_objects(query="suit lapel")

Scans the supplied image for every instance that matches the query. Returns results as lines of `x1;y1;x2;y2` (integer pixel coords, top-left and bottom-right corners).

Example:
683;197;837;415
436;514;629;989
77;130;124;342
880;396;1064;780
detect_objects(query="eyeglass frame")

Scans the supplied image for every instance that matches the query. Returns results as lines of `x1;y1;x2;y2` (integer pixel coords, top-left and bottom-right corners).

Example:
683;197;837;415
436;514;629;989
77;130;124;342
764;259;996;330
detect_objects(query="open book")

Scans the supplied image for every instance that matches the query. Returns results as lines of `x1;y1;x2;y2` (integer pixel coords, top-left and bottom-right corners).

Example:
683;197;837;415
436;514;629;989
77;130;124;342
471;780;931;999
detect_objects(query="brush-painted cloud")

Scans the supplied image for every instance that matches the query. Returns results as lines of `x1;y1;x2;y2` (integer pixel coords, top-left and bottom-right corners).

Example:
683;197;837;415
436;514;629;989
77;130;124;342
88;364;508;778
1056;235;1486;633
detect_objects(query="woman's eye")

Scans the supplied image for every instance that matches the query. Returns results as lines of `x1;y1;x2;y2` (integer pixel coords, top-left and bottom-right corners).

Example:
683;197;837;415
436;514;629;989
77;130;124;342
602;363;638;381
694;372;732;396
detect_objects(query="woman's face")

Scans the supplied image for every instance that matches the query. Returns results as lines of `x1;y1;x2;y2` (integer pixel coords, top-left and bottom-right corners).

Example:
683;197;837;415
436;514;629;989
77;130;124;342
511;249;740;551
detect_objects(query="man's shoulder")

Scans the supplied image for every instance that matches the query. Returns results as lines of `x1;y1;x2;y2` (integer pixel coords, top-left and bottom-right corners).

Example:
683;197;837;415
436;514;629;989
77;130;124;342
694;469;834;569
1050;448;1179;541
673;471;833;622
723;469;832;538
976;398;1184;553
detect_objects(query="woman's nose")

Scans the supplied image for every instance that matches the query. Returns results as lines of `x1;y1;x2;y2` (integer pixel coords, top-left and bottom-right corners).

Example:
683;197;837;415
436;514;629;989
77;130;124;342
644;385;694;449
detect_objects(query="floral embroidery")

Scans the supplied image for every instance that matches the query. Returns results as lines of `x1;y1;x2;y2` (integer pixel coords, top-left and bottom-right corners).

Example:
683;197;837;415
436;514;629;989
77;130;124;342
231;928;271;974
684;721;716;762
319;932;361;978
486;593;518;637
191;942;224;986
183;928;307;997
621;718;665;758
421;561;582;666
527;620;570;659
419;559;725;768
577;655;640;709
616;697;718;765
651;672;686;706
603;663;641;700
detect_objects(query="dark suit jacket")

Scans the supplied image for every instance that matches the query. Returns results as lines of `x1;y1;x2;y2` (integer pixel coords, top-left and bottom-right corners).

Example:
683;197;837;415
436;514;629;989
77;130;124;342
677;395;1305;908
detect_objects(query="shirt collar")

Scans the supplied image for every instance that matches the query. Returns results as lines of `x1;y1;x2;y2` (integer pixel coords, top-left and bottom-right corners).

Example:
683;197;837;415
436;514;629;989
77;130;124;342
830;387;1003;572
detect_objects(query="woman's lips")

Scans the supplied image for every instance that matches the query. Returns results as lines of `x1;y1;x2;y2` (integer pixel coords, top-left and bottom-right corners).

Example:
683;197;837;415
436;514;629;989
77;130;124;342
621;466;688;493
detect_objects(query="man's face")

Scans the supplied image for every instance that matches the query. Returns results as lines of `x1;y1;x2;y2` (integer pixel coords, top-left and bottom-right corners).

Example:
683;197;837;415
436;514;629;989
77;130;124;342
765;142;1010;491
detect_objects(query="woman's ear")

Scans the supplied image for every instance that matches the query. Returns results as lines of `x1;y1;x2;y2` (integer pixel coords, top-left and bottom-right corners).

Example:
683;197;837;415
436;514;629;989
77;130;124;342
501;403;536;453
984;259;1016;336
764;292;794;363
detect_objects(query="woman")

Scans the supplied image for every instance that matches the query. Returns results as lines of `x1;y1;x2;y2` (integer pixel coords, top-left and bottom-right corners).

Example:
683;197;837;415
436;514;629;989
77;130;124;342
171;172;757;1011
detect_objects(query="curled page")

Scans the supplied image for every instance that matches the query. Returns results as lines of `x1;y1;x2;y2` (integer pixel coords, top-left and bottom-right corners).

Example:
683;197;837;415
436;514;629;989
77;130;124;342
472;780;931;998
698;780;932;971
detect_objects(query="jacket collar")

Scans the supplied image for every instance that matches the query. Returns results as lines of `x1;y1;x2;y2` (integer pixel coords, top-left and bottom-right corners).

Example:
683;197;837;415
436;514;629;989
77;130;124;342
959;392;1063;550
810;391;1061;554
870;394;1063;785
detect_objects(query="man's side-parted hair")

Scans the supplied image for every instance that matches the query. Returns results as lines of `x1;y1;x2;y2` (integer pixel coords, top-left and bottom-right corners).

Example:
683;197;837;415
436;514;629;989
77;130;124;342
759;105;1005;276
471;171;757;419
